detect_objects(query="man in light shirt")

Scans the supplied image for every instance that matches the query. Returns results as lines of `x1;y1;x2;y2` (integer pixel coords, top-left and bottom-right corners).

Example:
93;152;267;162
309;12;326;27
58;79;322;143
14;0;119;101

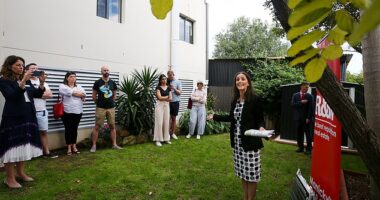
167;70;182;140
26;63;58;158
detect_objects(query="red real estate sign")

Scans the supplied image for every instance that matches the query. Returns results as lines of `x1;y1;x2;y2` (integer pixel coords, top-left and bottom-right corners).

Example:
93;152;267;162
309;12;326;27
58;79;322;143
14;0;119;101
310;38;342;199
311;91;342;200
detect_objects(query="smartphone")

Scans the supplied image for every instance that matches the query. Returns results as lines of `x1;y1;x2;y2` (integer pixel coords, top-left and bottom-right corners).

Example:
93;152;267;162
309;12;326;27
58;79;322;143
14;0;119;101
32;70;42;77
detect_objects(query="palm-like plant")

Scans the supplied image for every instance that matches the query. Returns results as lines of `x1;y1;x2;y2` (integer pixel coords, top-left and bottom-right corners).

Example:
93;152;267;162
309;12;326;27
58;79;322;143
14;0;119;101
116;67;159;135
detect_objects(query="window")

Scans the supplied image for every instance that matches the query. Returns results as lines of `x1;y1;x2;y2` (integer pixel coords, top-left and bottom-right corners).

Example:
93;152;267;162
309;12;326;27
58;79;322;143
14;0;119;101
97;0;122;23
179;15;194;44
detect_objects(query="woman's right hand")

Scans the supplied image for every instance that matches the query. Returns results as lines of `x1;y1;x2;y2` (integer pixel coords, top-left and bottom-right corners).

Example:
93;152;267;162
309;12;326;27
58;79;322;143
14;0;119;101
22;69;33;82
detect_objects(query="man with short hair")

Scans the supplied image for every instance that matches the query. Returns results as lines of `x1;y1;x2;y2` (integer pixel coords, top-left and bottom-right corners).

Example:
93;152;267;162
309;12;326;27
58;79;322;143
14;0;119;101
291;82;314;155
90;66;122;152
167;70;182;139
26;63;58;158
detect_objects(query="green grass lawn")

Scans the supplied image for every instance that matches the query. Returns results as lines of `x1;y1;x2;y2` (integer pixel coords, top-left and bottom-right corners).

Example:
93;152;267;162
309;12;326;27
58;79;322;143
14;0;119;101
0;134;367;200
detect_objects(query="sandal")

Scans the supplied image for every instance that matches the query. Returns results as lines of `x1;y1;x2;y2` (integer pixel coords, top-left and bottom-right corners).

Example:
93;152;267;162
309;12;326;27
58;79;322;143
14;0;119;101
73;150;80;154
67;151;72;156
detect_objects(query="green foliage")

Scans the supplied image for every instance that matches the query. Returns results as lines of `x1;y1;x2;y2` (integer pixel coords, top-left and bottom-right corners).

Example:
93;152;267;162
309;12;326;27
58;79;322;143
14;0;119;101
265;0;361;39
287;30;325;56
243;60;304;118
286;0;380;82
213;17;289;59
304;57;327;82
178;110;229;135
346;71;364;84
288;0;332;27
116;67;160;135
206;92;216;111
150;0;173;20
348;0;380;46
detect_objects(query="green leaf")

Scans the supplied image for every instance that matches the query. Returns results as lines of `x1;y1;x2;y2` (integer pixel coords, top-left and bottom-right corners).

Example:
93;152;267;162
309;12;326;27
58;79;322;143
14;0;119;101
290;48;320;66
287;11;329;40
327;26;348;45
338;0;349;3
335;9;354;32
321;45;343;60
288;30;325;57
350;0;367;9
288;0;332;27
348;0;380;46
150;0;173;20
288;0;303;9
304;58;327;83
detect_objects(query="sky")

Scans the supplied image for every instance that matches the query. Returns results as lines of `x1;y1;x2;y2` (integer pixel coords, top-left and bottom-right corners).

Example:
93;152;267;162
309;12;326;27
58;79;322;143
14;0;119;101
206;0;363;74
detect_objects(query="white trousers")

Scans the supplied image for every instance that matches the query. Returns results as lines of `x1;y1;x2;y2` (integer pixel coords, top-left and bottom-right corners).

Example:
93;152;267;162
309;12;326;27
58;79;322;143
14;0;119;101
153;100;170;142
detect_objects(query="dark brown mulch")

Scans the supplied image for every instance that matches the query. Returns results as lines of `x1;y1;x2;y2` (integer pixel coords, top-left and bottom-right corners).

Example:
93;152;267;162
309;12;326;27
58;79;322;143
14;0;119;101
344;170;370;200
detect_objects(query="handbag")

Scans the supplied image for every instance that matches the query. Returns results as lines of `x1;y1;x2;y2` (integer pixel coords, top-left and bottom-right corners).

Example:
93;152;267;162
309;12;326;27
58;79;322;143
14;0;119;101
53;94;64;119
187;97;193;109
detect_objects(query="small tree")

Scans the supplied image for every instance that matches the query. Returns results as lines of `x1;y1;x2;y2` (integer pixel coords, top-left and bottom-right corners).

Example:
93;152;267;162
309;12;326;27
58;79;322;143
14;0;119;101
244;60;304;130
346;71;364;84
213;17;289;58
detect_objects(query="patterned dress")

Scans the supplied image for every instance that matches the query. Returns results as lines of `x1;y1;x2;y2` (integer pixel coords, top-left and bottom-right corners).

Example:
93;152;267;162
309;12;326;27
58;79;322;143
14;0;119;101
233;101;261;182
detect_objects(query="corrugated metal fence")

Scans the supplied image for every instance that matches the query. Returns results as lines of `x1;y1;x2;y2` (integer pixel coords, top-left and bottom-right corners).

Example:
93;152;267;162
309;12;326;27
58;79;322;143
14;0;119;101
40;67;119;132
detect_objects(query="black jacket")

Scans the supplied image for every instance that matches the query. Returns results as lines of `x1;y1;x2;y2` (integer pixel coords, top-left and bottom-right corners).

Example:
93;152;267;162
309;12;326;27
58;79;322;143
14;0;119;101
213;95;265;151
291;92;314;121
0;79;45;117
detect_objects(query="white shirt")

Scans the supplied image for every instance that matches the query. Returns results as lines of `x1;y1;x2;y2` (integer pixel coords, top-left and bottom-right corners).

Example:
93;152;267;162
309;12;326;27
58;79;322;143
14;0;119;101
31;79;50;111
59;84;86;114
191;89;206;106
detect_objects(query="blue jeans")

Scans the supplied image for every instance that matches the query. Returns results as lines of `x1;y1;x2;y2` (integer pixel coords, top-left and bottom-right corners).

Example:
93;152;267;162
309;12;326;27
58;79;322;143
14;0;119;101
188;105;206;135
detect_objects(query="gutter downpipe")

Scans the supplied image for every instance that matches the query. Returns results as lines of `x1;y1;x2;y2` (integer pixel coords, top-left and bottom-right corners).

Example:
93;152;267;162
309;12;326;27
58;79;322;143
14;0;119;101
205;0;209;81
169;2;176;72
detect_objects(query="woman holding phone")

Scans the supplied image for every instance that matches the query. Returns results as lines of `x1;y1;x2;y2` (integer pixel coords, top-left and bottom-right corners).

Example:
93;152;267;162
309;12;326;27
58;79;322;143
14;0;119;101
0;55;46;188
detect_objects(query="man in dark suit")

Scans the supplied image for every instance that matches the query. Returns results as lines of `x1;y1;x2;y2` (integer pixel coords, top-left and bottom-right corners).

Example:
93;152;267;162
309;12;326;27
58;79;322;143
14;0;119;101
292;82;314;154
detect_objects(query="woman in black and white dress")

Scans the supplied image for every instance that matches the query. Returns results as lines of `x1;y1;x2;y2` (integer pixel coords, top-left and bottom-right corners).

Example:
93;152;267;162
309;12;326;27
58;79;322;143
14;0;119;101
209;71;265;200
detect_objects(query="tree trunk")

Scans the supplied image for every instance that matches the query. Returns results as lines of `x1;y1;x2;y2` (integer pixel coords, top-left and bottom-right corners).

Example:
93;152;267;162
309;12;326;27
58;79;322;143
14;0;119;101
316;67;380;190
269;0;380;192
270;0;291;32
362;25;380;199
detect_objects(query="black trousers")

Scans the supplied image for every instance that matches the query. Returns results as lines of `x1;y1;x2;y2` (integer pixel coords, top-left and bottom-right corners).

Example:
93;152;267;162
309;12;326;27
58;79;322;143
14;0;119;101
62;112;82;145
295;120;313;151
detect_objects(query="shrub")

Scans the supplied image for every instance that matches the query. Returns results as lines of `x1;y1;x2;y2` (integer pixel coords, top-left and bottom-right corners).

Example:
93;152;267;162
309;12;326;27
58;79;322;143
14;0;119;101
178;110;229;135
116;67;159;135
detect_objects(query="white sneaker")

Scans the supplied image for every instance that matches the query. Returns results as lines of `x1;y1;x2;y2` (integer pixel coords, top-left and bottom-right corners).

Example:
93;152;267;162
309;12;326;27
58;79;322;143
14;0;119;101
155;141;162;147
90;146;96;153
196;135;201;140
112;145;123;150
186;134;191;139
171;134;178;140
165;141;172;144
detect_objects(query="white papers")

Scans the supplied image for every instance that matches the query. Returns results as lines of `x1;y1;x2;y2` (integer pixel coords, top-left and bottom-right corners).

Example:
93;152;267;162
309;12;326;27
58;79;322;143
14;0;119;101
244;129;275;138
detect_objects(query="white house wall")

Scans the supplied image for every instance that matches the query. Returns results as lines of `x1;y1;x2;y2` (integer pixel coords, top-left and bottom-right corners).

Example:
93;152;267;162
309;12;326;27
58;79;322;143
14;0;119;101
0;0;207;149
